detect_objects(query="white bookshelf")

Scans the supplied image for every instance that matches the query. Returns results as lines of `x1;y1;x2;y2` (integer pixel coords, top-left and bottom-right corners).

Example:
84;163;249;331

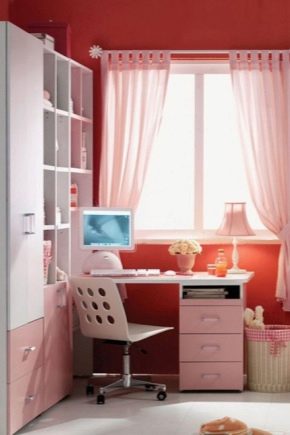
42;46;93;284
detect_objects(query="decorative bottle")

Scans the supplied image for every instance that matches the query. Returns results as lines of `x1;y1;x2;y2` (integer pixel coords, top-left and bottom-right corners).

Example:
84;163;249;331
70;183;78;208
215;248;228;277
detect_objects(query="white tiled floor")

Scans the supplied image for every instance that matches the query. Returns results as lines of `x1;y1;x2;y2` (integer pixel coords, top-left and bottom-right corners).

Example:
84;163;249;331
17;376;290;435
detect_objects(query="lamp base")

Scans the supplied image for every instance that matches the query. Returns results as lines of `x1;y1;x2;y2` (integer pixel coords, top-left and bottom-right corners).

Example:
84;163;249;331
228;267;247;274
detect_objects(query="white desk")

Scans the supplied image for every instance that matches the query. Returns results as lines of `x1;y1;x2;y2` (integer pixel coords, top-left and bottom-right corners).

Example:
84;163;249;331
110;271;254;391
110;271;254;297
110;271;254;284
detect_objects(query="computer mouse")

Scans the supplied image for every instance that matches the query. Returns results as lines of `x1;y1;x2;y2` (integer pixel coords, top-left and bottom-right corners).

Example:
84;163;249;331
164;270;176;276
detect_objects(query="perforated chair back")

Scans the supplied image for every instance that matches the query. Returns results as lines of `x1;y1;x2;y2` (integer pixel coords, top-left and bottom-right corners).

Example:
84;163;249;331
70;276;130;341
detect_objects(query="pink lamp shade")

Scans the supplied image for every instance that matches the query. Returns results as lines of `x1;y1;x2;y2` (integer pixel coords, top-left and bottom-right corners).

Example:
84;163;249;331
216;202;255;236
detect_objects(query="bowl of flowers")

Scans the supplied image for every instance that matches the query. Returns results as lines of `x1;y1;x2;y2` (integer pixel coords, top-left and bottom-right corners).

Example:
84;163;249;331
168;239;202;274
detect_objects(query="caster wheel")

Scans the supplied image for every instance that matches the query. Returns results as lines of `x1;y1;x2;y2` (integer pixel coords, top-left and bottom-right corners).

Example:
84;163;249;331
86;384;94;396
157;391;167;401
97;394;105;404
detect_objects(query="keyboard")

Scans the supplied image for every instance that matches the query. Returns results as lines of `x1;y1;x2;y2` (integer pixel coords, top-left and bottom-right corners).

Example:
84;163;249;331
90;268;160;277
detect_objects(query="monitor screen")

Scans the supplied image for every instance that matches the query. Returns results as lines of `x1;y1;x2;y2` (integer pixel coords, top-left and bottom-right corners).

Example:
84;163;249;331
80;207;134;251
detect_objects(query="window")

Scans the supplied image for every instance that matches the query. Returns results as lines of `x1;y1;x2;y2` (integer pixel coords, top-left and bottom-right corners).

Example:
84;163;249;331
135;61;268;241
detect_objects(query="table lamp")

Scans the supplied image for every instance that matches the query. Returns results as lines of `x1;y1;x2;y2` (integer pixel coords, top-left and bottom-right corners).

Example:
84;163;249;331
216;202;255;273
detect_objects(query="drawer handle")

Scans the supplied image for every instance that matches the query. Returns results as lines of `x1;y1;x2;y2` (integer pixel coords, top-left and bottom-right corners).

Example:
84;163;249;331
25;395;36;402
201;315;220;322
201;345;220;351
24;346;36;352
201;373;221;379
57;286;67;308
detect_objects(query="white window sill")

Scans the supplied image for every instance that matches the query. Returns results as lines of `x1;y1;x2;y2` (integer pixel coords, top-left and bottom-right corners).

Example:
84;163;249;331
135;230;280;245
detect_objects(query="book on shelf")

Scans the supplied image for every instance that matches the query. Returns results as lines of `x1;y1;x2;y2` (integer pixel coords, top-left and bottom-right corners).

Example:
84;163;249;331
183;288;229;299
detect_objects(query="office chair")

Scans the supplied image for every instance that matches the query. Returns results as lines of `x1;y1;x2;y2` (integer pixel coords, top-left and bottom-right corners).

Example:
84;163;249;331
70;276;174;404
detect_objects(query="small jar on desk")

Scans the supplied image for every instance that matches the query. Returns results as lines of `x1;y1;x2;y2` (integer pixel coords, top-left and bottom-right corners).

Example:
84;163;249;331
215;248;228;277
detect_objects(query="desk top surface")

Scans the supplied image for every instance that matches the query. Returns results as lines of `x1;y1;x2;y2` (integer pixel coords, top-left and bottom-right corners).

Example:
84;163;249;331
97;271;254;285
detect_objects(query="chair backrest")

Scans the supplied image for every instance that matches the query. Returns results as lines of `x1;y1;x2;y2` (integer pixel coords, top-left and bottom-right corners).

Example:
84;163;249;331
70;276;130;341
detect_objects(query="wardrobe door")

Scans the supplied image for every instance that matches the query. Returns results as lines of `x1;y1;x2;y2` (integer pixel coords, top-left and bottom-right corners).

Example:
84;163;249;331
7;23;44;330
0;20;9;435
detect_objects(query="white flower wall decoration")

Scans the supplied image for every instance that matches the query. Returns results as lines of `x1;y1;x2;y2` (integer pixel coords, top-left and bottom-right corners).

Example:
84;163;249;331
89;45;103;59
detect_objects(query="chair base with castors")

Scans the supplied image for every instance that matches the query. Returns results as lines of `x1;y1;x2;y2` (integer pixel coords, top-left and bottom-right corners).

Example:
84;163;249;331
96;343;168;404
87;344;168;404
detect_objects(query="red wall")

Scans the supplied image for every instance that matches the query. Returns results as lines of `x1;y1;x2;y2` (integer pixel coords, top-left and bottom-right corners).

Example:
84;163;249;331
0;0;9;20
9;0;290;373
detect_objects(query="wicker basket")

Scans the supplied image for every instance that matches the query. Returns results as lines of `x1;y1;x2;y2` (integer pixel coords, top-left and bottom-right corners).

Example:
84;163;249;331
245;325;290;392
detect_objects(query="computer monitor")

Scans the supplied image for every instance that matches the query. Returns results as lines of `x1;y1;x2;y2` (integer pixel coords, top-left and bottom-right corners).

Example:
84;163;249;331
80;207;134;251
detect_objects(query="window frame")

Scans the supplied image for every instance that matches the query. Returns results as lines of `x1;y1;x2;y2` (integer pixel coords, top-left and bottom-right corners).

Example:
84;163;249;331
134;60;278;244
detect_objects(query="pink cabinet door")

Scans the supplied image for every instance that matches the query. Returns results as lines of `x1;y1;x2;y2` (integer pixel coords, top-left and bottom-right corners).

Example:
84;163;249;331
180;306;243;334
8;366;44;435
43;283;72;409
8;319;44;383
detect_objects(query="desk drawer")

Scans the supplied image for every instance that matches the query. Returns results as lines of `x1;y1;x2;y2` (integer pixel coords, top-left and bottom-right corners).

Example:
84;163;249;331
180;306;243;334
180;333;243;362
179;361;243;391
8;366;44;435
8;318;44;383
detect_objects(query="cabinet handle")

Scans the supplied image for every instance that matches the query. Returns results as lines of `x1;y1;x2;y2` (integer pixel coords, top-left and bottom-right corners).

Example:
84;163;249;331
24;346;36;352
23;213;36;234
57;286;67;308
25;395;36;402
201;315;220;322
201;344;220;351
201;373;221;379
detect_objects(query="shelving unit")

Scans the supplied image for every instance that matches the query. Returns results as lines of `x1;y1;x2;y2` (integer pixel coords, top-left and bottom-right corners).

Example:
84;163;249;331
42;47;93;283
42;43;94;399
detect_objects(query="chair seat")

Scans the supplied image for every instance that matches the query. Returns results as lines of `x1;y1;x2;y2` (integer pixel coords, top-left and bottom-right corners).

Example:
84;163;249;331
128;323;173;343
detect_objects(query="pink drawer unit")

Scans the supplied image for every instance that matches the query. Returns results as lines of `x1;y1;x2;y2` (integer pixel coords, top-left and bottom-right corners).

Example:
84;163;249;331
180;333;243;362
179;361;244;391
8;366;44;435
180;305;243;334
8;318;44;383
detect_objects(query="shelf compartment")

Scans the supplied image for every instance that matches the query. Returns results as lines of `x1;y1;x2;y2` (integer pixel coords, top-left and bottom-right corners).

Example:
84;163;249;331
71;172;93;208
57;114;70;168
44;171;56;226
44;111;56;166
56;58;70;112
56;228;70;275
56;171;70;224
71;118;92;170
43;52;56;108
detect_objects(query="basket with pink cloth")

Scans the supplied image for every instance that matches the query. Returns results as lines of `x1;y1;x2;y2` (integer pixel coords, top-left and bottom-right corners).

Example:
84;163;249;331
245;325;290;392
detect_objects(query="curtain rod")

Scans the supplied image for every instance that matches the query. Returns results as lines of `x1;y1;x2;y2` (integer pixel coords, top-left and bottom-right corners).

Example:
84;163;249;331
171;50;229;54
88;45;289;59
89;45;230;59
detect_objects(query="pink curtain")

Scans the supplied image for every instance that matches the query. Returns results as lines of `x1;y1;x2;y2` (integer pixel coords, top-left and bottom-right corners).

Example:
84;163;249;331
230;50;290;310
99;50;171;208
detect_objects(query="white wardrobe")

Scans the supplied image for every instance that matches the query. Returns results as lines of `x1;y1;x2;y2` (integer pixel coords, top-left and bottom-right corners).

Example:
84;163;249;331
0;21;93;435
0;21;44;435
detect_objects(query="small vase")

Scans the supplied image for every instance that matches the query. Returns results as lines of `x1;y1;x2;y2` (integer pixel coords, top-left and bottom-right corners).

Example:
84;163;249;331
176;254;196;275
